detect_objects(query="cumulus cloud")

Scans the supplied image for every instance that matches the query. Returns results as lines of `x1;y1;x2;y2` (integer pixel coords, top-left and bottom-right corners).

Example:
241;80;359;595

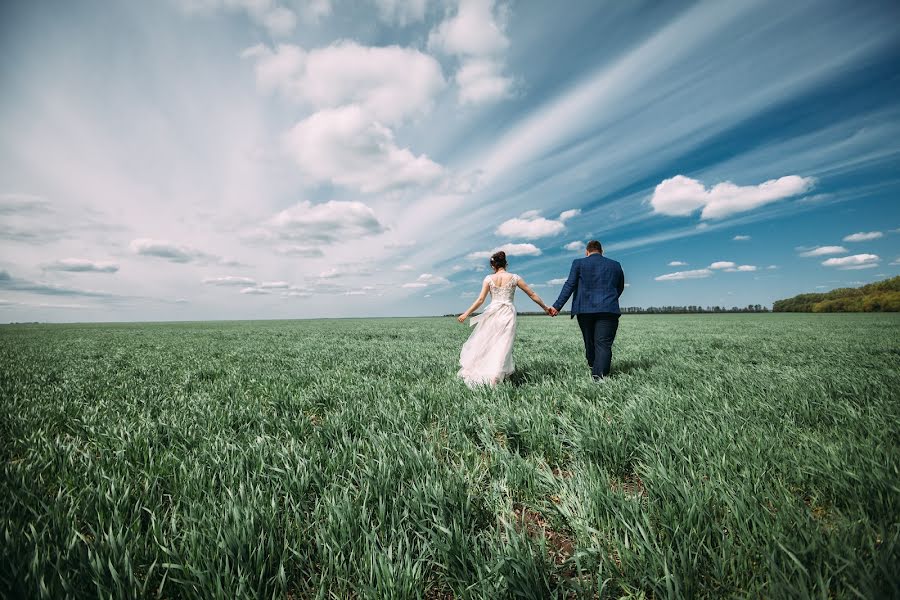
668;261;687;266
547;278;566;285
651;174;814;219
282;106;444;193
203;276;256;286
709;261;736;270
130;239;243;266
822;254;880;270
733;235;751;241
467;243;541;260
564;241;584;251
249;200;387;246
243;41;445;125
43;258;119;273
655;268;713;281
455;58;513;104
496;209;578;239
402;273;449;288
843;231;883;242
798;246;847;257
428;0;513;105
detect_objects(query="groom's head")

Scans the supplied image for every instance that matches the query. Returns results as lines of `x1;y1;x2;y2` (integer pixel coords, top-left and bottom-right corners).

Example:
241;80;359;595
585;240;602;256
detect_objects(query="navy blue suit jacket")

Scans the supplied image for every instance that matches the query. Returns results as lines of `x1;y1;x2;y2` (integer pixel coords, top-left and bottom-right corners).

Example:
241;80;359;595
552;254;625;317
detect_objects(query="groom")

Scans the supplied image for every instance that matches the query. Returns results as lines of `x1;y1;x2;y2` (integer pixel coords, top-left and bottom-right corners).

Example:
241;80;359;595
549;240;625;380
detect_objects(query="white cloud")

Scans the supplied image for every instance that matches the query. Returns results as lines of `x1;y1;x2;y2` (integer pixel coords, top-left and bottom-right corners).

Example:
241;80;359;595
0;193;51;215
455;58;513;104
547;278;566;285
655;268;713;281
402;272;449;288
243;41;446;125
822;254;880;270
889;258;900;266
428;0;513;105
767;265;779;270
240;287;271;294
43;258;118;273
668;260;687;266
282;106;444;193
428;0;509;56
467;243;541;260
799;245;847;257
250;200;387;245
130;239;242;266
564;240;583;251
203;276;256;286
373;0;427;26
735;265;757;272
733;235;751;241
395;264;415;271
495;209;578;239
559;209;581;221
651;174;815;219
843;231;883;242
274;245;324;258
709;261;736;270
258;281;290;289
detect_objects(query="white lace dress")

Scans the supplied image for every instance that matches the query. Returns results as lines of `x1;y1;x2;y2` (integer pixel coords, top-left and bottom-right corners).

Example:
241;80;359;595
458;274;518;387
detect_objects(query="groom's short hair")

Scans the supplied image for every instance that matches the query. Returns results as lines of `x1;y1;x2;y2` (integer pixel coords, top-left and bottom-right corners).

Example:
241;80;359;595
586;240;602;253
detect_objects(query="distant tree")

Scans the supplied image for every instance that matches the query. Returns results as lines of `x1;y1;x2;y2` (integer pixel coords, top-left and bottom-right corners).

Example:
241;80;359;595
775;276;900;312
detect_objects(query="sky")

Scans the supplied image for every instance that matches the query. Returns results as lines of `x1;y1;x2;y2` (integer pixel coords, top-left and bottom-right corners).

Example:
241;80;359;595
1;0;899;322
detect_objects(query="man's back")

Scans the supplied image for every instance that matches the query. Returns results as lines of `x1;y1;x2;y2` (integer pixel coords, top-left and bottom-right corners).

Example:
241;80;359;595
553;253;625;316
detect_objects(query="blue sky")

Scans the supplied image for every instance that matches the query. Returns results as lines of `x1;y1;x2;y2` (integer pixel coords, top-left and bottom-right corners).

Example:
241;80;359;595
1;0;898;321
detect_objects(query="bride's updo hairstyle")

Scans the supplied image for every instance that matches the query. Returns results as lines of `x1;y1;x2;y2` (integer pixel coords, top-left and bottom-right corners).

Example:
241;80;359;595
490;250;508;270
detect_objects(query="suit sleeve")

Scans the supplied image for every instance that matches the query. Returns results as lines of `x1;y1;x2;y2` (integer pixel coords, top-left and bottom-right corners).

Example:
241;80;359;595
616;266;625;298
552;260;579;311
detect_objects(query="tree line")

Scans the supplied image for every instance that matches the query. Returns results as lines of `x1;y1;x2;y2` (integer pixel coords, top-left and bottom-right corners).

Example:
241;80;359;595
773;276;900;312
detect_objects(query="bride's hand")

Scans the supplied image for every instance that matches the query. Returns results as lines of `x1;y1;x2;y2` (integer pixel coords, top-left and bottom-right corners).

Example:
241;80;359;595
457;314;467;323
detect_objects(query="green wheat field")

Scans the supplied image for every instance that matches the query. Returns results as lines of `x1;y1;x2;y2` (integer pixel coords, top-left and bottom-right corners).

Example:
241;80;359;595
1;314;898;599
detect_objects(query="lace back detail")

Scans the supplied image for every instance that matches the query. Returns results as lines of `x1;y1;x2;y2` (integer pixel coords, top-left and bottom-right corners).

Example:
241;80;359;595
487;273;518;304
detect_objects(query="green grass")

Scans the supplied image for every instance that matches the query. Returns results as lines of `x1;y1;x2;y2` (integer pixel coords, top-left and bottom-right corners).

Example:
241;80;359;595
1;314;898;599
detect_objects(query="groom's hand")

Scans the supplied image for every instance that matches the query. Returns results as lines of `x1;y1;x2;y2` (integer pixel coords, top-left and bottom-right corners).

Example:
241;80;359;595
548;307;559;317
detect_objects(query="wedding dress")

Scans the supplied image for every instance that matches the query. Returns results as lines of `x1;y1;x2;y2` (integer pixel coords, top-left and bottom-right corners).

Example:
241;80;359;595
458;274;519;387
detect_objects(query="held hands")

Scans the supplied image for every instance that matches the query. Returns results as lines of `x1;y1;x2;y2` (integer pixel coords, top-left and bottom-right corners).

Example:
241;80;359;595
547;307;559;317
457;313;468;324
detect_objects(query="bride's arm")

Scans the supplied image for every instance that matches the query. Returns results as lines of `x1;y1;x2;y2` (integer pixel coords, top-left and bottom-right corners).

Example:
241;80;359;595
517;278;551;313
457;280;491;322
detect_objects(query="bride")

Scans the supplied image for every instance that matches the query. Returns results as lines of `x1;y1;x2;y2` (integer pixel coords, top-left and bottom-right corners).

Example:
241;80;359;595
456;250;553;387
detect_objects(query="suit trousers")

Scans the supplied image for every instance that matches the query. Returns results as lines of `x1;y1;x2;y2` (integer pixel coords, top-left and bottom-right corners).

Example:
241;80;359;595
576;313;620;379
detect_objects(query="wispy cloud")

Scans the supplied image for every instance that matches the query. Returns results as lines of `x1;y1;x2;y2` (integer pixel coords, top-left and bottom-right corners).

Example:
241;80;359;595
798;246;847;257
842;231;882;242
131;239;243;266
655;268;713;281
42;258;119;273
